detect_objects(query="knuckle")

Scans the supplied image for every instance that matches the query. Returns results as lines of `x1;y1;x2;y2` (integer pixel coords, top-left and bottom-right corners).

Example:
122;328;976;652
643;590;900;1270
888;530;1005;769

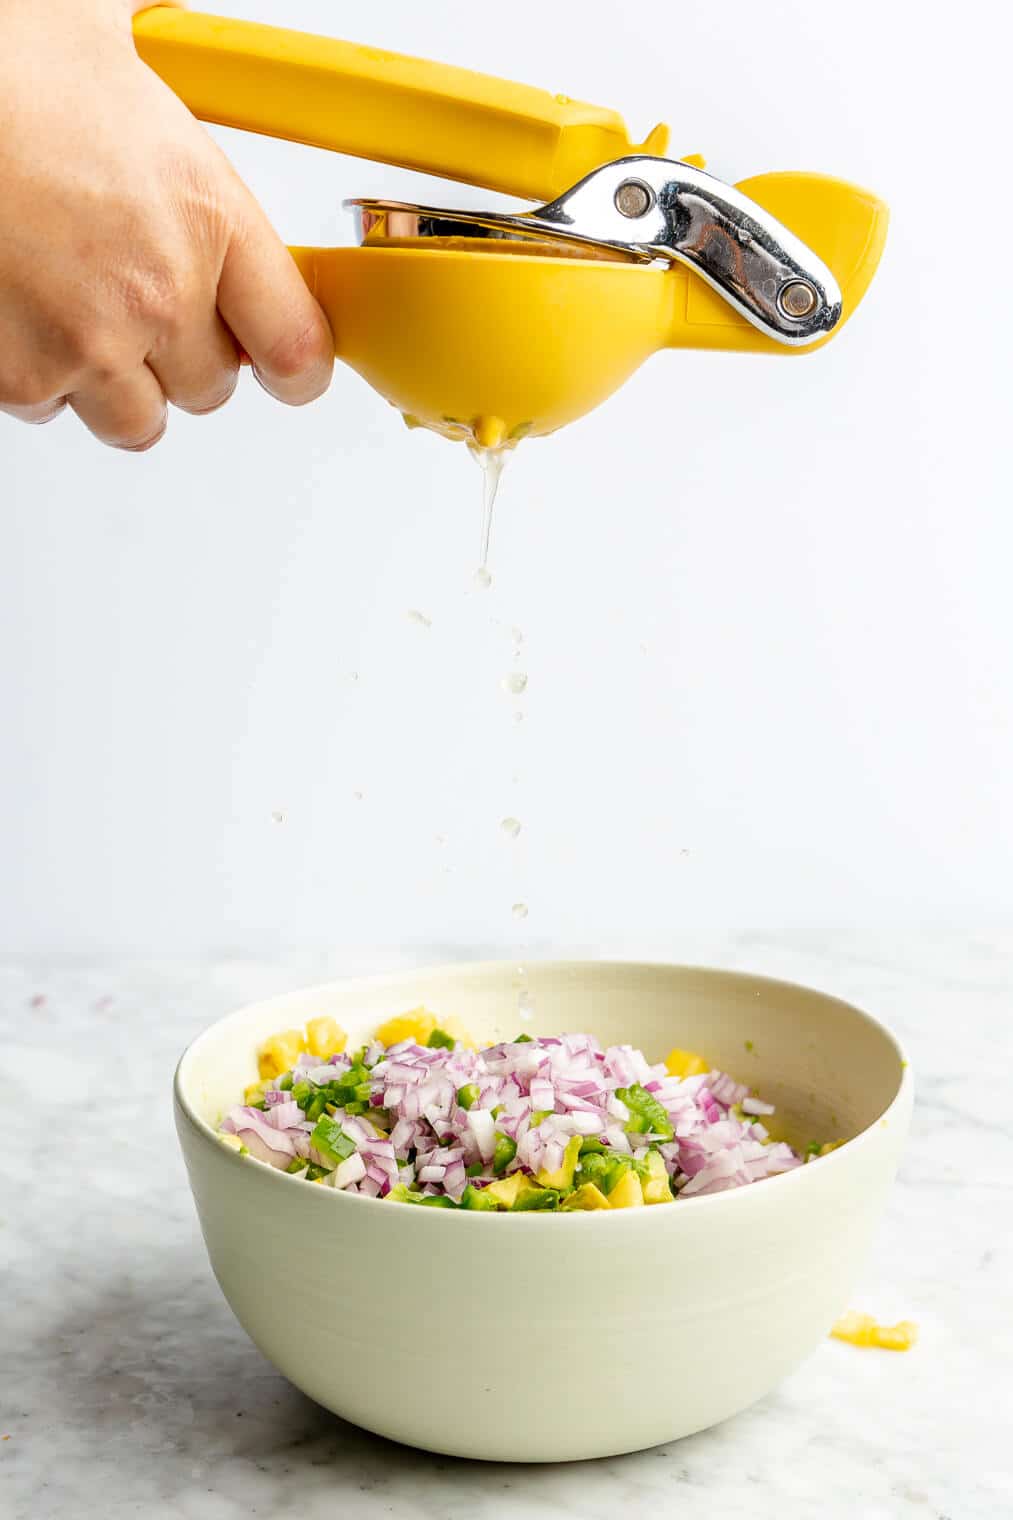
264;319;331;385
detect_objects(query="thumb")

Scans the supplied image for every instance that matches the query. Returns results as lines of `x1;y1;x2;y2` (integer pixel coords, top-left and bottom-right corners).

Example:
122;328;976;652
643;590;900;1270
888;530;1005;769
217;193;334;407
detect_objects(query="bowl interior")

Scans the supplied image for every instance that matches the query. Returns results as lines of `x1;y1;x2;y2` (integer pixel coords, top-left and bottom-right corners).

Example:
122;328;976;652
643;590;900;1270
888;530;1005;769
178;960;906;1154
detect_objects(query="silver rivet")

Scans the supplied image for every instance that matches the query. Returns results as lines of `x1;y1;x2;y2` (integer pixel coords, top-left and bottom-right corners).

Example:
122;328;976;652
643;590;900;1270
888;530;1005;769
778;280;819;319
614;180;653;219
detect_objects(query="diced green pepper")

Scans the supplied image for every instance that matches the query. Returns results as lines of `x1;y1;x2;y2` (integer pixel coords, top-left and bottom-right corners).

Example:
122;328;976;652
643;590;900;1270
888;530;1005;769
278;1074;294;1091
292;1081;313;1110
309;1115;357;1166
419;1195;459;1208
465;1162;485;1177
427;1028;456;1050
456;1083;481;1111
387;1183;421;1204
493;1134;517;1175
616;1084;674;1142
513;1033;533;1043
528;1110;552;1128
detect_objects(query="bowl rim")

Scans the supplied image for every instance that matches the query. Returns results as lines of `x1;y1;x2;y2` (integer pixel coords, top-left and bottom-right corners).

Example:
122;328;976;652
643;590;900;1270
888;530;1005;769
174;957;913;1227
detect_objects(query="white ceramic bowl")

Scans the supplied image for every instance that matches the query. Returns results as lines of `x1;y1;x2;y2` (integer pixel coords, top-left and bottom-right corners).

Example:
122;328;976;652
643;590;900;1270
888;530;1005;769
175;960;912;1462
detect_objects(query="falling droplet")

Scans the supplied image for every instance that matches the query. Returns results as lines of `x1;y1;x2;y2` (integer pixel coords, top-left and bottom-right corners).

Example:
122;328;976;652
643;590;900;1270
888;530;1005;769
501;672;528;696
511;627;524;646
518;991;535;1021
271;810;285;824
350;671;360;682
639;642;648;656
435;833;447;846
513;711;524;725
353;790;364;802
473;566;493;592
500;816;522;839
512;902;529;919
407;609;432;629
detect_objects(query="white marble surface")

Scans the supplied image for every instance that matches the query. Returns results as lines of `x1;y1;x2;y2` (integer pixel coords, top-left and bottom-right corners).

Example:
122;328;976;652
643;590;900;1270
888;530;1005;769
2;930;1010;1519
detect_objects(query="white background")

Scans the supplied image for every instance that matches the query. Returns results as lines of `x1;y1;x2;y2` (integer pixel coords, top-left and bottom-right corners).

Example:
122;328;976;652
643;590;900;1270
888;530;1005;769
2;0;1010;956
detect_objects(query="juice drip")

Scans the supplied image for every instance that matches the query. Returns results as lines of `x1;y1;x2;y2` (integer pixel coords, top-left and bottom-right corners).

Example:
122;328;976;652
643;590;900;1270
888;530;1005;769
468;445;508;588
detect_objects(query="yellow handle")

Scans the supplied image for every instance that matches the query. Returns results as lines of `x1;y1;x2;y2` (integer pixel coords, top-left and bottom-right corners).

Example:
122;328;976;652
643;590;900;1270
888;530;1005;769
132;8;669;201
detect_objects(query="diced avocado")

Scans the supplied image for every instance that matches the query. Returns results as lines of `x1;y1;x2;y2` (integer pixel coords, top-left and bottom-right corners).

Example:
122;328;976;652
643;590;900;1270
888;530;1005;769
579;1137;607;1156
461;1184;498;1211
493;1134;517;1175
512;1187;560;1211
608;1170;645;1208
285;1157;309;1175
536;1134;583;1190
513;1033;534;1043
483;1172;537;1209
427;1028;456;1050
561;1182;611;1211
309;1116;357;1167
456;1083;481;1111
386;1183;421;1204
578;1150;632;1196
419;1194;459;1208
641;1149;674;1205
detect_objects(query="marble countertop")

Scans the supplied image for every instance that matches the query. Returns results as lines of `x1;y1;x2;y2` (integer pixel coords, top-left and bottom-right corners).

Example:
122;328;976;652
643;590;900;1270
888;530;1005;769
3;930;1010;1519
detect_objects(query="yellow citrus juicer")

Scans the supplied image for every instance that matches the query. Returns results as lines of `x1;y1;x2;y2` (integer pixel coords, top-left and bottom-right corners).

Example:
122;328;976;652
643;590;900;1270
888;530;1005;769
133;7;888;449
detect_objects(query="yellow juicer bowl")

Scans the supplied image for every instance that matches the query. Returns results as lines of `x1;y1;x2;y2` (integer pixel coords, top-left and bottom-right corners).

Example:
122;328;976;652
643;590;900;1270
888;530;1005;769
133;8;889;447
293;171;888;446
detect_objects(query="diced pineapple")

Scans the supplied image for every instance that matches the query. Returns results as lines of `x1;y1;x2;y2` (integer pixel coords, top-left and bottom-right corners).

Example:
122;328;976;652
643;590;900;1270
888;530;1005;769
830;1311;918;1351
607;1170;645;1209
373;1007;437;1047
561;1182;611;1211
218;1133;243;1152
243;1079;270;1105
305;1016;347;1059
257;1028;306;1080
665;1047;709;1078
483;1172;539;1209
434;1014;477;1050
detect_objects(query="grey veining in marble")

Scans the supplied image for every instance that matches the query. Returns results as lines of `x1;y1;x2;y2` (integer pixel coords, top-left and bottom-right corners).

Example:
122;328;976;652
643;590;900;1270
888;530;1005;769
2;931;1011;1518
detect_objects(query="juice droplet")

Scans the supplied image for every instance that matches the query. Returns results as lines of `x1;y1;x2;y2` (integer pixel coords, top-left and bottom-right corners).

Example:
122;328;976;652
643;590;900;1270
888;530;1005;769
469;444;508;578
407;609;432;629
353;790;364;802
513;711;524;724
518;991;535;1021
350;671;359;682
271;810;285;824
435;833;447;846
511;627;524;646
501;672;528;696
473;567;493;591
500;816;522;839
512;902;529;919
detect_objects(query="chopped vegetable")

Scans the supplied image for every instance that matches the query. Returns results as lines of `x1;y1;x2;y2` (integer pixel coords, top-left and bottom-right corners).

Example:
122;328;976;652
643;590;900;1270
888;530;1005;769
830;1311;918;1351
222;1018;815;1210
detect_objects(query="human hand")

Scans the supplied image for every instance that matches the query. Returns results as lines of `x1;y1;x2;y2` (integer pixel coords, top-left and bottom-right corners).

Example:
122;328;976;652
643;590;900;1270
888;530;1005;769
0;0;334;449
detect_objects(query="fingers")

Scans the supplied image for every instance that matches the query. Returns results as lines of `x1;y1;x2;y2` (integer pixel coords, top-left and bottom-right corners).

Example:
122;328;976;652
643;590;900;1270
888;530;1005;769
217;200;333;407
147;306;240;415
67;365;168;452
0;398;67;426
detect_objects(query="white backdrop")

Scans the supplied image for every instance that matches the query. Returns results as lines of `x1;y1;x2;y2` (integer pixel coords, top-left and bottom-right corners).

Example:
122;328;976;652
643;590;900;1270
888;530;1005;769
2;0;1011;955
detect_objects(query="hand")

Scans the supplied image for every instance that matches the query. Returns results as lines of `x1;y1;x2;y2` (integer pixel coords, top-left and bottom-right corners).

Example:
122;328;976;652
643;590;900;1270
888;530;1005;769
0;0;334;450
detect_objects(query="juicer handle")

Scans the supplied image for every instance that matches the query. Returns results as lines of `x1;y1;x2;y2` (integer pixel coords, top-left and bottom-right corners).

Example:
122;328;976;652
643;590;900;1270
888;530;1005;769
132;7;670;201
